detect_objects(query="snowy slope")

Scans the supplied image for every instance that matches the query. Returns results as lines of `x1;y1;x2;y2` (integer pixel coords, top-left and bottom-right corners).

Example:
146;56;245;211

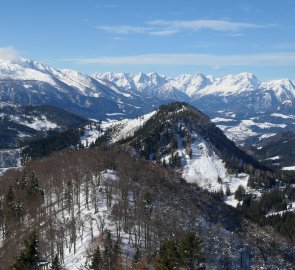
160;130;249;208
104;110;157;143
97;104;252;208
197;72;260;96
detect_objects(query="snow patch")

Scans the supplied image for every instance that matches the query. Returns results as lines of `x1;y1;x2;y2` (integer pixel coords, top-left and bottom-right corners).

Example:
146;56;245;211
282;166;295;171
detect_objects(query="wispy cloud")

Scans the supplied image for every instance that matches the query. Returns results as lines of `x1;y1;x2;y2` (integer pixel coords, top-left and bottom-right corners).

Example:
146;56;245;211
0;47;22;61
147;19;263;31
97;19;273;36
67;52;295;67
97;25;151;34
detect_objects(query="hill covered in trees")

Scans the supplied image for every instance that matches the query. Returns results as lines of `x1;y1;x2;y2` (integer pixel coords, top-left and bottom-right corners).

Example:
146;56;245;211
0;145;295;269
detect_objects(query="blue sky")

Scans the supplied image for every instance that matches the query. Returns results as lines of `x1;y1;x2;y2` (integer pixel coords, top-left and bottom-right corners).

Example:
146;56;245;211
1;0;295;80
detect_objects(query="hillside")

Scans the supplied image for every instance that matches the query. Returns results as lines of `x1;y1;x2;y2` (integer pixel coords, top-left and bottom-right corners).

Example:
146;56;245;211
0;103;89;149
245;131;295;172
98;103;274;194
0;146;294;269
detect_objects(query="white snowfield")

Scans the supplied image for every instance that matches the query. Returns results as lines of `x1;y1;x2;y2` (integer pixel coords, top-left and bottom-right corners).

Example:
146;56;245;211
180;133;249;207
265;156;280;161
218;124;258;143
282;166;295;171
271;113;295;119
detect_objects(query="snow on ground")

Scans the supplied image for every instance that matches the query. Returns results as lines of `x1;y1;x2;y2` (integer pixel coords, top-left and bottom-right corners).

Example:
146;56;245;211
265;156;280;161
62;170;120;269
266;206;295;217
271;113;295;119
216;117;285;144
107;110;156;143
282;166;295;171
259;133;277;140
211;117;235;123
61;169;139;269
241;119;287;129
7;114;58;131
161;131;249;208
217;124;258;143
80;123;103;147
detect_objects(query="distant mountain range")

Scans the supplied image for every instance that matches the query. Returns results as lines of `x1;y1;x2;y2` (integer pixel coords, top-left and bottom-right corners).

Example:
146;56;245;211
95;71;295;114
1;57;295;147
1;58;295;120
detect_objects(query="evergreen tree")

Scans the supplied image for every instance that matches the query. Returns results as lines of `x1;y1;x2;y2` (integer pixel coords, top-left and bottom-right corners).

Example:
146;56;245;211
51;254;63;270
235;185;246;201
103;230;113;270
89;246;103;270
10;231;41;270
181;232;205;269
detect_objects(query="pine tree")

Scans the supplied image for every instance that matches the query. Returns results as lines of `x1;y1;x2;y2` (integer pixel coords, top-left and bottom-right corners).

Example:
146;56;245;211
51;254;63;270
89;246;103;270
181;232;205;270
10;231;41;270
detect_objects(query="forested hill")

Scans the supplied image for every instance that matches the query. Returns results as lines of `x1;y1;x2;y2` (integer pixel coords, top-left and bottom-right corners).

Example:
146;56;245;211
0;146;294;269
0;103;90;149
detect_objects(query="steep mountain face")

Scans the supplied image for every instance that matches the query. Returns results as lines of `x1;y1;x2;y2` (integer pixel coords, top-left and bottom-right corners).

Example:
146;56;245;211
0;102;89;148
0;59;164;120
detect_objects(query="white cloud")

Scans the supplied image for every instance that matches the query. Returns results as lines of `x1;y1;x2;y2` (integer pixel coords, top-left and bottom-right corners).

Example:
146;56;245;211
97;19;272;36
97;25;150;34
147;19;264;31
0;47;21;61
67;52;295;67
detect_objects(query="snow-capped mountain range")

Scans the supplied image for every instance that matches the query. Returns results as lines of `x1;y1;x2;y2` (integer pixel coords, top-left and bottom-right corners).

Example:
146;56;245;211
1;57;295;146
0;58;162;120
95;71;295;109
1;57;295;118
